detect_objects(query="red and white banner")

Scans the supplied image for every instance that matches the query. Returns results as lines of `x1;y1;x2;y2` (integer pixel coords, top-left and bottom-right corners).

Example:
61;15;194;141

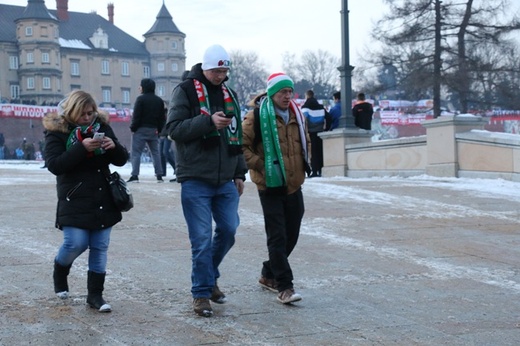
0;103;132;122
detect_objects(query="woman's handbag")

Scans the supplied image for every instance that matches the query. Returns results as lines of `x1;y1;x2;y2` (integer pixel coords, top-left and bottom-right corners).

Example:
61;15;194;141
107;171;134;212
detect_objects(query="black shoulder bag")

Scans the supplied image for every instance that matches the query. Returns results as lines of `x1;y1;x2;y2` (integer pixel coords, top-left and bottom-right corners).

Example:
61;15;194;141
107;171;134;212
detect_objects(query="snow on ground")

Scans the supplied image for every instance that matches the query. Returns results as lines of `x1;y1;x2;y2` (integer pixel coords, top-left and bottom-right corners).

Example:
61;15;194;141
2;160;520;203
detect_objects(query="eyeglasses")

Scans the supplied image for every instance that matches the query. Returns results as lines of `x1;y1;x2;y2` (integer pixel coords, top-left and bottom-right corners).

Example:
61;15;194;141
209;68;229;76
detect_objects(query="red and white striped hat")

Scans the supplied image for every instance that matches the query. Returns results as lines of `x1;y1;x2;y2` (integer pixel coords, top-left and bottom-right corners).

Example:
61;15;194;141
266;72;294;97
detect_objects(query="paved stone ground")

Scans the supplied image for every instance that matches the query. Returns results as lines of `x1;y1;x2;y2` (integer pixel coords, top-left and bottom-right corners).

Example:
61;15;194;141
0;162;519;345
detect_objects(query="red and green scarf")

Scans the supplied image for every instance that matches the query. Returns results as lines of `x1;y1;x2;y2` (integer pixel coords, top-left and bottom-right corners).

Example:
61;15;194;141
194;79;242;150
66;121;104;157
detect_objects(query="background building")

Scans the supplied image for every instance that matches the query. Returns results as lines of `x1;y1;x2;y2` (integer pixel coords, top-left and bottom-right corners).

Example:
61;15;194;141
0;0;186;155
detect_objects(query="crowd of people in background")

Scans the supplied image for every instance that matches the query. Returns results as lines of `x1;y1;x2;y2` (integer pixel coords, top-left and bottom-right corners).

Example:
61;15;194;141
0;133;43;161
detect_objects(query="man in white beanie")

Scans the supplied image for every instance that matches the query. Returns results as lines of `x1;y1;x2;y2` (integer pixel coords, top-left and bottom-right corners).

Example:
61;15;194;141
241;72;311;305
166;44;247;317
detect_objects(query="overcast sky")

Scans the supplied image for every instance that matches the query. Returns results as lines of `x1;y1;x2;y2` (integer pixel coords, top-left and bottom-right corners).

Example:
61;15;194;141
4;0;386;72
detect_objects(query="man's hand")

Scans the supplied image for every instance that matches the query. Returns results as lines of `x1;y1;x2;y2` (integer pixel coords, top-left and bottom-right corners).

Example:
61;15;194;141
211;111;233;130
234;178;244;196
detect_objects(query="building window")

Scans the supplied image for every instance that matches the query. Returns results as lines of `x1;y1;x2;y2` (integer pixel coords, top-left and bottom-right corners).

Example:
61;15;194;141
71;61;80;76
71;84;81;91
101;60;110;75
102;88;111;103
157;63;165;72
27;52;34;64
10;85;20;99
122;89;130;104
121;62;129;76
25;27;33;36
171;63;178;72
27;77;35;89
143;66;150;78
56;78;61;92
172;42;177;50
43;77;51;89
9;56;19;70
157;85;165;97
42;52;50;64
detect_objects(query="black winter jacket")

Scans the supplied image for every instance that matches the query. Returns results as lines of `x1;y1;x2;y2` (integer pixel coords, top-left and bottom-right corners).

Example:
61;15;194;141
165;63;247;186
43;112;129;231
130;92;165;133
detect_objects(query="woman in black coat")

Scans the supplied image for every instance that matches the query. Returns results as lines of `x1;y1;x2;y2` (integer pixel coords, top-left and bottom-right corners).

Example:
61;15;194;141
43;90;128;312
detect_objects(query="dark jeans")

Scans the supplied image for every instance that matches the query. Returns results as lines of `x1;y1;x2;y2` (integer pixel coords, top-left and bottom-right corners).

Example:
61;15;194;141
309;132;323;175
258;188;304;292
160;137;176;176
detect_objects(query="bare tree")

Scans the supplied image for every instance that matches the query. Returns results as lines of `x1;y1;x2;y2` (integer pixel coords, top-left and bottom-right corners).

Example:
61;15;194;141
228;50;268;107
282;50;341;99
369;0;520;112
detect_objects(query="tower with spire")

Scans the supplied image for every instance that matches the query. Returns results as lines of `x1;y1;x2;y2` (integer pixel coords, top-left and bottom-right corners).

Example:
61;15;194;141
144;3;186;101
15;0;62;104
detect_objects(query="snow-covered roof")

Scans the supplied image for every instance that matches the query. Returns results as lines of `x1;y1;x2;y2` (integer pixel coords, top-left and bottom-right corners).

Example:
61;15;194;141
59;37;91;49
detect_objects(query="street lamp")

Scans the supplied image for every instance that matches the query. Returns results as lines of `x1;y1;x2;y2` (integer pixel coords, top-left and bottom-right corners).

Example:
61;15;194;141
338;0;355;128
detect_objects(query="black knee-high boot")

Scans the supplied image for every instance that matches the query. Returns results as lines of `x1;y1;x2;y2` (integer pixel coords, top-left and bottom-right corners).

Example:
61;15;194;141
86;271;112;312
53;260;72;299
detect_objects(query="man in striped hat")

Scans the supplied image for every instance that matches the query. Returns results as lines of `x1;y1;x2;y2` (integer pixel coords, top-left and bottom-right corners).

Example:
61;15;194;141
242;72;311;305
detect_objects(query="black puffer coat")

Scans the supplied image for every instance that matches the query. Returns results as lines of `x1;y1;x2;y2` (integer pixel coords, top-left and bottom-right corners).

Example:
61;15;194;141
43;112;129;231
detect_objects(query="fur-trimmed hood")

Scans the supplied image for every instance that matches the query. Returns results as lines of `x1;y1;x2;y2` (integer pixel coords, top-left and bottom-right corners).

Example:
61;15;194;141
42;111;110;133
247;92;267;108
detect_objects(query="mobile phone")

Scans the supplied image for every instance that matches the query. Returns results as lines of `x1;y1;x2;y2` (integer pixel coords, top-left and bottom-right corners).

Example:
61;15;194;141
93;132;105;140
224;112;235;119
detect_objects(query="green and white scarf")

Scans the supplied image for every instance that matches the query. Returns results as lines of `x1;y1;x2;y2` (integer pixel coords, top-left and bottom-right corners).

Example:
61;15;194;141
259;97;309;189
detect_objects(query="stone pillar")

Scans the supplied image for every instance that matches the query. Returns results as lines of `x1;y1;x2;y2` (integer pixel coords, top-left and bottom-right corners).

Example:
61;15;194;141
319;128;372;177
422;115;487;177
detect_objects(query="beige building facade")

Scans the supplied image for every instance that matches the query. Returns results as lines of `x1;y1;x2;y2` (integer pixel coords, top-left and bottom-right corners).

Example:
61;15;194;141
0;0;186;108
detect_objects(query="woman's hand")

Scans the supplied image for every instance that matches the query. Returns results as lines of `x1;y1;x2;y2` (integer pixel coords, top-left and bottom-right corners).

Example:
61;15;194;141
100;137;115;151
82;136;115;152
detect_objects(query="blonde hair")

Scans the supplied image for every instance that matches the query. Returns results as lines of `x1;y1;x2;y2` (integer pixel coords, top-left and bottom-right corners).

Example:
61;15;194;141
59;90;99;125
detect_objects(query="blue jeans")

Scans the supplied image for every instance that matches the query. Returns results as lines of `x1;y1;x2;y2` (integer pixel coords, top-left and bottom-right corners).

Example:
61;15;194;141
55;226;112;273
181;180;239;298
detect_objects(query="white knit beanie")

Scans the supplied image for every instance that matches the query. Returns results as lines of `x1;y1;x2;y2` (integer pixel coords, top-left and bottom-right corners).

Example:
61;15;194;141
266;72;294;97
201;44;231;70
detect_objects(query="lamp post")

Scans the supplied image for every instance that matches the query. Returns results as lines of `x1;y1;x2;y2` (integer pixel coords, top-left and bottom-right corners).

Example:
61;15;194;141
338;0;355;128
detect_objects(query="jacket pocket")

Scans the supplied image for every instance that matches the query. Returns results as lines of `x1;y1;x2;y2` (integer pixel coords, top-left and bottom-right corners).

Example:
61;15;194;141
66;182;83;201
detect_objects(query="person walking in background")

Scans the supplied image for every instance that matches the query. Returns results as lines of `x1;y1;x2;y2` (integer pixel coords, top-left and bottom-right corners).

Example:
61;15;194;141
352;92;374;130
301;89;330;177
159;103;177;182
242;72;311;305
128;78;165;183
42;90;129;313
329;91;341;131
166;44;247;317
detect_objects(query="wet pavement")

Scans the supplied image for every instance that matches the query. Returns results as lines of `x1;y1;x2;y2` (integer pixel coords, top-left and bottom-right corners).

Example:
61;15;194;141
0;162;519;345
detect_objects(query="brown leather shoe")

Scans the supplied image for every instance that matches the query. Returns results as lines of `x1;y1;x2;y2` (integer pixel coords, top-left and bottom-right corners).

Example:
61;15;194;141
277;288;302;304
193;298;213;317
258;276;278;293
210;283;226;304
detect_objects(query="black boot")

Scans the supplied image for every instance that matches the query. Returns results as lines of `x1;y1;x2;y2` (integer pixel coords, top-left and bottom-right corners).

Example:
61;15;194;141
86;271;112;312
53;260;72;299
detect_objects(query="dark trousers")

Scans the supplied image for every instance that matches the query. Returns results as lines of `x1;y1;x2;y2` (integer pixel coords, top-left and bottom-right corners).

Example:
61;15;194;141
258;188;304;291
160;137;176;176
309;132;323;176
